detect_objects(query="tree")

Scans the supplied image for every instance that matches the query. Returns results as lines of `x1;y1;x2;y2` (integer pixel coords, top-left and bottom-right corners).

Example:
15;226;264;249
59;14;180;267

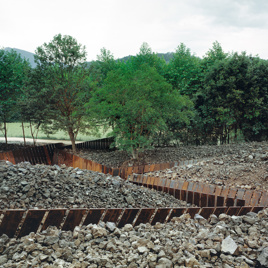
88;62;193;159
165;43;202;96
0;49;30;143
34;34;91;152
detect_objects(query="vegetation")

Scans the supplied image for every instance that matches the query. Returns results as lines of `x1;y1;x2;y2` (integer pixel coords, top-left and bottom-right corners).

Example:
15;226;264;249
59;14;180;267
1;37;267;156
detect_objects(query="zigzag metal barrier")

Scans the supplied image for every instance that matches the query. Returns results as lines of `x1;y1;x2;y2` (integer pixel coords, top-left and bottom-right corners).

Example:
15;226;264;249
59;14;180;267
0;139;267;238
0;206;265;239
0;143;64;165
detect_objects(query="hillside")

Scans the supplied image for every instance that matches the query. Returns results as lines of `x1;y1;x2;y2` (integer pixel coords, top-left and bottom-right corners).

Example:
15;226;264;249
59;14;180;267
4;48;174;68
4;47;36;68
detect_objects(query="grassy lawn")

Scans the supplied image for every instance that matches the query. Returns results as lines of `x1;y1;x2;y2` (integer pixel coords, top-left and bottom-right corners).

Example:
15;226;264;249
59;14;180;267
0;122;107;141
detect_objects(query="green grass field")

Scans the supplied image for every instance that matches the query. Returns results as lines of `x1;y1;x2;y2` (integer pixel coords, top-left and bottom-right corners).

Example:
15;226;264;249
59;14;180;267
0;122;107;141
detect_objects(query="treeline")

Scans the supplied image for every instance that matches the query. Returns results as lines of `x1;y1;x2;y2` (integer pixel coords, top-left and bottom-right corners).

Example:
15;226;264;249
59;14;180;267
0;34;267;158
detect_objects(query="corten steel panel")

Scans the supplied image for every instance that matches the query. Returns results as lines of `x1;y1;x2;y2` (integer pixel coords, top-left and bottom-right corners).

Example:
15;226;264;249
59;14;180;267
73;155;81;169
209;185;216;195
153;177;160;190
252;206;265;213
43;146;52;165
186;207;201;219
137;175;143;185
182;181;189;190
82;159;88;170
213;207;228;217
169;180;176;196
83;209;105;225
153;163;161;172
18;209;46;238
41;209;67;231
250;191;262;206
236;199;245;207
134;208;155;227
120;168;126;179
199;207;215;219
192;183;198;192
187;191;194;204
132;175;138;184
151;208;171;225
0;210;25;238
194;192;200;206
112;168;120;177
149;164;155;172
202;184;210;194
103;209;123;223
228;188;237;199
221;187;230;198
7;151;16;164
181;190;187;201
237;206;253;216
174;189;181;200
25;148;34;163
164;179;171;193
216;196;225;207
32;147;40;164
175;180;183;190
158;178;167;192
144;165;150;173
187;182;195;192
167;208;186;222
200;193;208;207
12;150;22;164
195;183;204;193
214;186;222;196
87;159;93;170
128;174;134;182
133;166;139;174
118;209;140;228
127;167;133;177
142;176;149;187
62;209;86;232
244;190;253;206
39;147;48;164
226;206;241;216
225;197;235;207
148;177;155;188
138;165;144;174
236;189;245;200
259;192;268;207
207;194;215;207
63;151;73;167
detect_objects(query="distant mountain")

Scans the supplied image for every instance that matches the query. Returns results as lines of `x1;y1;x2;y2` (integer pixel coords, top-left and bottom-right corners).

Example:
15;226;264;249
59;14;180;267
4;48;174;68
4;47;36;68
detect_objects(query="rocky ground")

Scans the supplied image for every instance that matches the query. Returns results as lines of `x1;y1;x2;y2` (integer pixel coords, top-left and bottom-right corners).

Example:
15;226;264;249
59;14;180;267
74;141;268;191
0;161;188;210
0;209;267;267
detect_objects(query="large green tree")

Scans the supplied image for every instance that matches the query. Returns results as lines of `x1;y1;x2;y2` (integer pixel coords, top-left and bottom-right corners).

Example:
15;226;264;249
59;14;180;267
33;34;91;152
0;49;30;143
88;60;193;159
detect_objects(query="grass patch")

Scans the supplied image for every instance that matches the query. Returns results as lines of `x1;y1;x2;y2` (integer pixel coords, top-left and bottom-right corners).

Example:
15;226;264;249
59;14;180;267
0;122;107;141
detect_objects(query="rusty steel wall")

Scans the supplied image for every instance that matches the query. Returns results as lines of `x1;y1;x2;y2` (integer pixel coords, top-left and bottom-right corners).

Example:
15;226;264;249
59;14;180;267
0;206;265;238
0;143;64;165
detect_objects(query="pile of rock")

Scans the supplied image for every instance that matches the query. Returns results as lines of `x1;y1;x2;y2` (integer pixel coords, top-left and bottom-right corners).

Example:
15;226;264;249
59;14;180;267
72;141;268;168
0;161;188;209
1;209;267;267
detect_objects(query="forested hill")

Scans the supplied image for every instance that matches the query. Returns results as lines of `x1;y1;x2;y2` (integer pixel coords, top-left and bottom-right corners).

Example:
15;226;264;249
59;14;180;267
4;47;174;68
4;47;37;68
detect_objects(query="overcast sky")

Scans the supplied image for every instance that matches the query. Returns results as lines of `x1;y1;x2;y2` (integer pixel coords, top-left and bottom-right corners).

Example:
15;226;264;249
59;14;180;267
1;0;268;61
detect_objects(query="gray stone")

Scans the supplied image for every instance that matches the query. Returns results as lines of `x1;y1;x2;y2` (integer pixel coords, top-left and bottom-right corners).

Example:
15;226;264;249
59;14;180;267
221;236;238;255
257;247;268;267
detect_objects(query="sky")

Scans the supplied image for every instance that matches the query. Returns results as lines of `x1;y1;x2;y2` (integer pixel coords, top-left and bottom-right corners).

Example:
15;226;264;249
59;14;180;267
1;0;268;61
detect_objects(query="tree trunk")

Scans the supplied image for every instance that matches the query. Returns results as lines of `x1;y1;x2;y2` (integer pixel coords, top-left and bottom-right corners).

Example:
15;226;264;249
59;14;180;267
22;121;26;146
4;121;7;144
68;129;76;153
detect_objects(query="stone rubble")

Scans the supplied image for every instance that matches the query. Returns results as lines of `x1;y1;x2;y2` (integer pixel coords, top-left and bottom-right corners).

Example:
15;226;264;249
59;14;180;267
0;161;189;210
0;208;267;267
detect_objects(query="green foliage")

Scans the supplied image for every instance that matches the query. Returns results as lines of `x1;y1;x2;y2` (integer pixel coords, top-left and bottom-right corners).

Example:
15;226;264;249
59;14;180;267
33;34;91;151
0;49;30;142
88;59;193;158
165;43;202;96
